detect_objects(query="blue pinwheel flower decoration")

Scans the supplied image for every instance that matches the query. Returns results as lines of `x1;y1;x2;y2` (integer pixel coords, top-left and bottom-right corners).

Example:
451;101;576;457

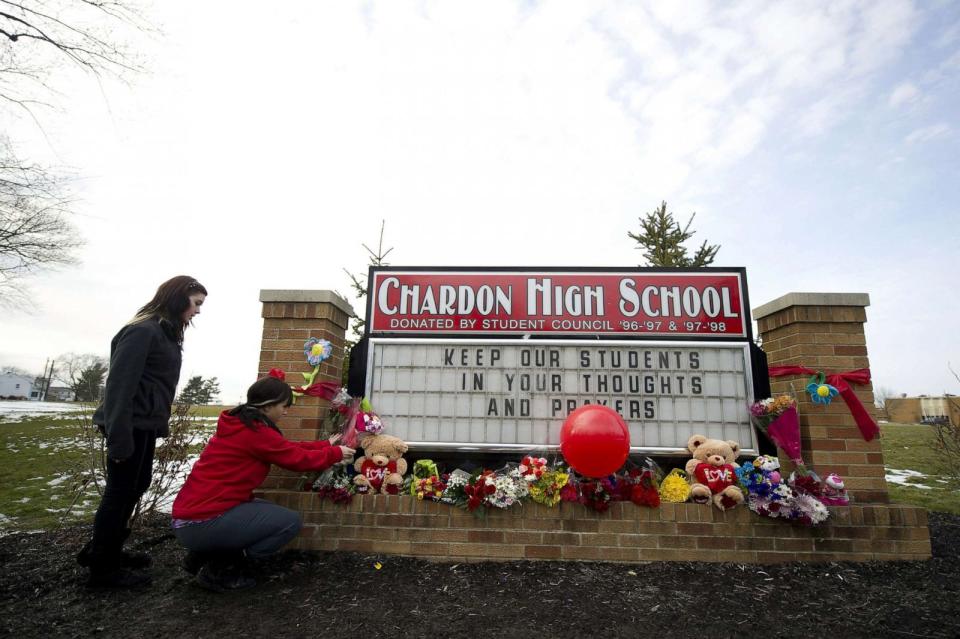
304;337;332;367
806;372;838;405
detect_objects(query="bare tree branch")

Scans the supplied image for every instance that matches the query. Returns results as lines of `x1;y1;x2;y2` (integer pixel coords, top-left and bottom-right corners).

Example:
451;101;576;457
0;135;84;305
0;2;151;308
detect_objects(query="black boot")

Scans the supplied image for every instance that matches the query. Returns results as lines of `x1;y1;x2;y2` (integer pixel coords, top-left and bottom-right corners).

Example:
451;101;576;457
119;528;152;568
88;565;152;588
77;532;151;570
83;542;151;589
194;552;256;593
182;550;214;575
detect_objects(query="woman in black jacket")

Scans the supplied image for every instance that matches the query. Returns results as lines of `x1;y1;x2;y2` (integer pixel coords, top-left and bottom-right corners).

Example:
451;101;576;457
78;275;207;587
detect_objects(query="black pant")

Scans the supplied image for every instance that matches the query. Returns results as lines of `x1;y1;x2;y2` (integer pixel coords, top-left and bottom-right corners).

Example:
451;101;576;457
88;428;156;565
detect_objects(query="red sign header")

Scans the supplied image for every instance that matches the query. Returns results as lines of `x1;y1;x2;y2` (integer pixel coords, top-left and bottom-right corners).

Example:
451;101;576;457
367;269;750;339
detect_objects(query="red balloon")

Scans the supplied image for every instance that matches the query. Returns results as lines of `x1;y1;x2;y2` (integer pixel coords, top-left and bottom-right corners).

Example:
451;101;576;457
560;405;631;478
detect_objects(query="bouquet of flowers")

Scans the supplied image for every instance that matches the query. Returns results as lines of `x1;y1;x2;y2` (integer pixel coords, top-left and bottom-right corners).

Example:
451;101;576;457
413;475;446;501
789;468;824;497
518;456;548;482
789;491;830;526
462;471;497;511
658;468;691;503
559;481;579;503
629;469;661;508
615;458;662;507
317;386;357;439
340;396;381;448
440;469;472;505
442;469;499;512
738;459;783;502
528;468;570;507
750;395;804;465
578;476;615;513
739;456;829;526
309;466;355;504
487;467;528;509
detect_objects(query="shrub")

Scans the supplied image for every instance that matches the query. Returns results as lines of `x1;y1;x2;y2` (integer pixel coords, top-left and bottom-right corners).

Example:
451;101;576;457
62;402;211;528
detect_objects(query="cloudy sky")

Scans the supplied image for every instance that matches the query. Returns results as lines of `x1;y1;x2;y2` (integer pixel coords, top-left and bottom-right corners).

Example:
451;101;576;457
2;0;958;404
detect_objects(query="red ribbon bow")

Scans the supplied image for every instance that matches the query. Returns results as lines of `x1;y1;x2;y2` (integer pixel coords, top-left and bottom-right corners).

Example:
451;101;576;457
290;380;342;400
767;366;879;442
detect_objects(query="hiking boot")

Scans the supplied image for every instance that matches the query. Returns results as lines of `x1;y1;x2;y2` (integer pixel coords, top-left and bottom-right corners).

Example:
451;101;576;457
119;549;152;569
77;542;152;570
182;550;213;576
87;567;152;589
195;560;256;593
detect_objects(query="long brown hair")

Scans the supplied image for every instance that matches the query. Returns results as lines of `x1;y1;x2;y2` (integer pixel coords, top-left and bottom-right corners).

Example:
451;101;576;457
128;275;207;345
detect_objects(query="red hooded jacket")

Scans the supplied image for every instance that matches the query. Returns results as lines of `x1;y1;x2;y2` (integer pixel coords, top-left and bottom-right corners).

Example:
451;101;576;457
172;410;343;520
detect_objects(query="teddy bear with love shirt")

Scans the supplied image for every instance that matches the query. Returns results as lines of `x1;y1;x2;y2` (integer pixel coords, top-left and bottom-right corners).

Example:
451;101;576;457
352;433;409;495
684;434;744;511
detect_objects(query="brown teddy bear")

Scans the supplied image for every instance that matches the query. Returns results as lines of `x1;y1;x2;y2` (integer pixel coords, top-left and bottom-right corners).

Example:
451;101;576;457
353;433;409;495
684;434;744;511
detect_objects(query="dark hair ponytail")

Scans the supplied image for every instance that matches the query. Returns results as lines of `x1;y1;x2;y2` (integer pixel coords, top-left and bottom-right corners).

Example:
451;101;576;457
227;376;293;431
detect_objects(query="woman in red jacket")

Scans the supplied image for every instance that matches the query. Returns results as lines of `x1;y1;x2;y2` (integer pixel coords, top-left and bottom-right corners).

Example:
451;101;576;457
172;373;354;592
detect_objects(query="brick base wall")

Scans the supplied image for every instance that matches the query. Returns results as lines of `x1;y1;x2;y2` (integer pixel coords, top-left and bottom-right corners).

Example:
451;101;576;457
258;492;931;563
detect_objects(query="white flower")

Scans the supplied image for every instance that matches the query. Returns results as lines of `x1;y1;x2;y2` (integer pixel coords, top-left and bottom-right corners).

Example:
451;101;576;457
794;493;830;524
489;474;527;508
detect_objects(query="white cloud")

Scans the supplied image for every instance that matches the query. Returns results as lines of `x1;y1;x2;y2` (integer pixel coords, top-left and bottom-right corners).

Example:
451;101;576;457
889;82;921;108
904;123;951;143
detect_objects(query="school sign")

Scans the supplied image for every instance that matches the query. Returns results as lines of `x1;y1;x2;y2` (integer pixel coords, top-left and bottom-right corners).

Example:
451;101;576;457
362;267;761;454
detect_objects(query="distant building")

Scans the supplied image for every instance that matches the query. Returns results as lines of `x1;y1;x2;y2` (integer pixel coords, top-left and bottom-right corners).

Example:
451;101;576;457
0;372;34;399
46;386;76;402
885;395;959;427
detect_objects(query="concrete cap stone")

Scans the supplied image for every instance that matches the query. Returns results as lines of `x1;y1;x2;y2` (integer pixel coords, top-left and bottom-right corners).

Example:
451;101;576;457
259;289;356;316
752;292;870;320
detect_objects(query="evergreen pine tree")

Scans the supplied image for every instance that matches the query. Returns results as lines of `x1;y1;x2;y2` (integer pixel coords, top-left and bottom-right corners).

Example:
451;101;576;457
628;201;720;267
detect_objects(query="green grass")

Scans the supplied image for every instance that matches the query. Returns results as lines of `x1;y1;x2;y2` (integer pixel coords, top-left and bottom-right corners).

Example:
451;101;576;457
0;405;221;531
194;404;227;418
0;413;96;530
881;422;960;514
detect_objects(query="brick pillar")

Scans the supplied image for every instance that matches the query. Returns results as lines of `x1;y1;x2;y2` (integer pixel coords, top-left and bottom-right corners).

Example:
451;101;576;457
257;289;354;490
752;293;887;503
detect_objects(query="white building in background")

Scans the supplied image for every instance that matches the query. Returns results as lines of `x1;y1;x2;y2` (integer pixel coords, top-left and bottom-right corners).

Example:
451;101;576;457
46;386;76;402
0;372;34;399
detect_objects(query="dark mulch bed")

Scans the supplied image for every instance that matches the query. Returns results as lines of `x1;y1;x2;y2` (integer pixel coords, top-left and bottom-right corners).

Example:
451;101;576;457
1;512;958;639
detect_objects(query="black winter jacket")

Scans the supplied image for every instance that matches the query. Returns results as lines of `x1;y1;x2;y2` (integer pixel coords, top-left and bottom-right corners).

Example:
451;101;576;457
92;318;182;460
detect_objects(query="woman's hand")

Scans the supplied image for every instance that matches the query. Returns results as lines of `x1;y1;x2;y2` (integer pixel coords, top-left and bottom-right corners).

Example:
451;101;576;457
338;446;356;464
328;433;342;445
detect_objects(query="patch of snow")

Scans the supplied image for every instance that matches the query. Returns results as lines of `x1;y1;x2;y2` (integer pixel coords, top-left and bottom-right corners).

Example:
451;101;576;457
885;468;933;489
47;474;70;487
0;401;86;421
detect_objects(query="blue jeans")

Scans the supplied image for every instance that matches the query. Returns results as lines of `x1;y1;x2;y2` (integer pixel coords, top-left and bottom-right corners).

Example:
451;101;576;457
173;499;302;558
